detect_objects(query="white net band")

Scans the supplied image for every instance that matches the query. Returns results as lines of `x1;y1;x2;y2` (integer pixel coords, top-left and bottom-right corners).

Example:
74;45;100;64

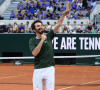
0;55;100;59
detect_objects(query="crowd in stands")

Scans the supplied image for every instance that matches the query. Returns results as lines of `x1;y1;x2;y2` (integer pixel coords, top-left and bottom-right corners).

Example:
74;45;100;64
0;21;100;33
10;0;97;20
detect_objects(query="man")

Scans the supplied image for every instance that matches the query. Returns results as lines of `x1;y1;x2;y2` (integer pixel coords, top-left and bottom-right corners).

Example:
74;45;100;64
10;11;15;20
86;23;92;33
18;2;24;10
0;22;6;33
66;21;72;33
80;22;85;33
29;2;71;90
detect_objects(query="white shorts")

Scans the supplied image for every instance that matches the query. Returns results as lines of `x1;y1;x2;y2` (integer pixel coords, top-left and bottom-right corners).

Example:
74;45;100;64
33;66;55;90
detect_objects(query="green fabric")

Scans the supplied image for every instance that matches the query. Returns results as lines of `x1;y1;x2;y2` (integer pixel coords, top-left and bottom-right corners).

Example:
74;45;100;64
91;30;97;34
29;30;55;69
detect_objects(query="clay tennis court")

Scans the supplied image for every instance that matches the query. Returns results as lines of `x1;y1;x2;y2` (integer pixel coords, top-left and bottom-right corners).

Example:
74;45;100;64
0;64;100;90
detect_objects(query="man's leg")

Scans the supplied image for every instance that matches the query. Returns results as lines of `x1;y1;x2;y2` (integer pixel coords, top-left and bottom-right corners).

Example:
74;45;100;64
44;66;55;90
33;69;43;90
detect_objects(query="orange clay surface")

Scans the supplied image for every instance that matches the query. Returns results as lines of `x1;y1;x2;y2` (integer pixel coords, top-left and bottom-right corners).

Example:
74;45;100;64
0;64;100;90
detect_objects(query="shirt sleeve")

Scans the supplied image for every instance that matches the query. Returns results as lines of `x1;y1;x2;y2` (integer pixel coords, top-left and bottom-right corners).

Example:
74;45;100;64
29;38;36;52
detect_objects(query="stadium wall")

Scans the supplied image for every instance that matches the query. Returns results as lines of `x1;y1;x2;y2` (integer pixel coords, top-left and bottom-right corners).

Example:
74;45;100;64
0;20;90;25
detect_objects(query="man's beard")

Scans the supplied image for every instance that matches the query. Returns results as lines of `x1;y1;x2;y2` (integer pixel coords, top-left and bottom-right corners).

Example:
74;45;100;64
36;28;44;34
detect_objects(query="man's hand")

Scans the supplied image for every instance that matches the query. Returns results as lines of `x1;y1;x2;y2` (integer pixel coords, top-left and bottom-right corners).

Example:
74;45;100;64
41;33;47;42
64;1;72;14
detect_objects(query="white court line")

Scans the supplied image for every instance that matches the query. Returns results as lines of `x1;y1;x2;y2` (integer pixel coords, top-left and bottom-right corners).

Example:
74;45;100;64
58;86;75;90
0;74;30;80
58;79;100;90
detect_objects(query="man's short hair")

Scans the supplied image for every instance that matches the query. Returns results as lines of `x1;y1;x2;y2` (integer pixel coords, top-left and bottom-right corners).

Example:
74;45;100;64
67;21;70;23
31;20;43;30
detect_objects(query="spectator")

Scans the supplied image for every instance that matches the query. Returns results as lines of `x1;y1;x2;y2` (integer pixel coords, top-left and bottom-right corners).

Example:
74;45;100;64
8;27;14;33
24;11;30;19
37;11;43;19
77;0;83;9
69;15;75;20
60;3;66;11
25;21;30;33
44;26;49;33
20;28;25;33
46;10;52;19
54;3;60;11
98;28;100;33
90;0;96;9
25;3;30;12
86;9;90;18
46;3;53;12
53;1;56;12
76;26;83;33
42;15;48;20
41;1;47;11
72;21;78;31
80;15;84;19
23;14;29;20
71;0;77;10
52;22;56;30
80;22;85;33
52;11;56;19
33;13;38;20
27;28;33;33
10;11;15;20
18;2;24;10
82;6;87;11
13;22;18;32
85;28;90;33
62;26;69;33
36;1;41;10
86;23;92;33
30;4;37;14
17;11;23;20
48;1;53;7
55;14;60;20
78;9;83;16
82;0;88;9
19;23;25;31
0;22;6;33
7;23;12;32
70;8;77;19
59;10;63;17
70;28;76;34
15;27;20;33
30;13;34;20
18;15;23;20
92;22;99;30
66;21;73;33
30;1;35;7
45;21;51;31
91;27;97;33
76;14;81;20
58;25;64;33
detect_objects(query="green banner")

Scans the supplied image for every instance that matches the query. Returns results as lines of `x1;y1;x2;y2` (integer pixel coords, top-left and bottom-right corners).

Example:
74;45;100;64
0;34;100;65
